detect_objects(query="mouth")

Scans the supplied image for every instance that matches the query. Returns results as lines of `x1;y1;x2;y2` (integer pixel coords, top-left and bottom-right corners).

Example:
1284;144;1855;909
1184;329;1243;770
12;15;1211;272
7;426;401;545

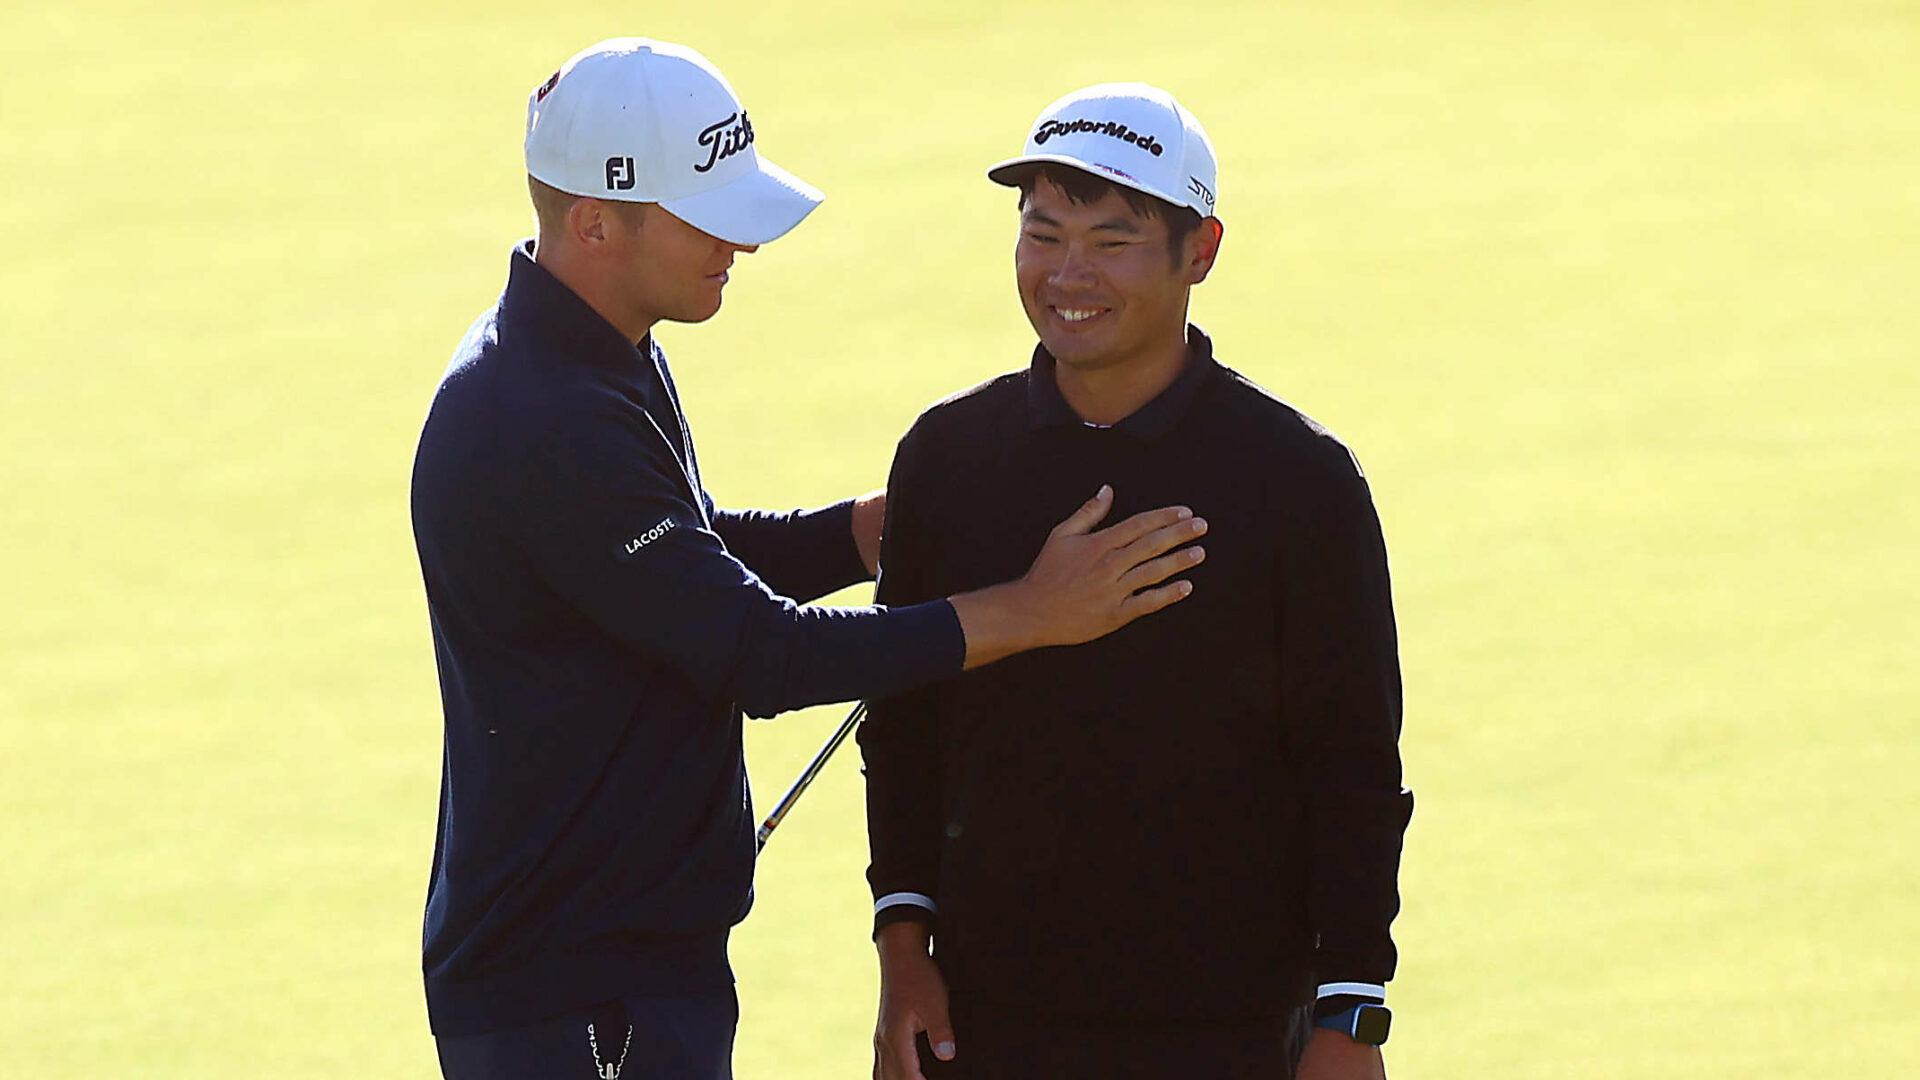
1048;304;1110;327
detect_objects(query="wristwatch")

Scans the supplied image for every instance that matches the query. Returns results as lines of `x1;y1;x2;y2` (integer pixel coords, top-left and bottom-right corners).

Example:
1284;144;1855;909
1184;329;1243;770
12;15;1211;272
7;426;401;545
1315;1002;1391;1046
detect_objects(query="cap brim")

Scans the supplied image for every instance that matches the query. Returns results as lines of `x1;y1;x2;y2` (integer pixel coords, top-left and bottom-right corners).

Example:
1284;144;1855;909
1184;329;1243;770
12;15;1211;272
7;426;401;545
987;154;1059;188
661;156;823;246
987;154;1196;216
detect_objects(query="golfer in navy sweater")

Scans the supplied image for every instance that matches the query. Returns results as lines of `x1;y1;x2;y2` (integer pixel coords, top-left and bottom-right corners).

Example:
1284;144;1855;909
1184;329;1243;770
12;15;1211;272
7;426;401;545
410;39;1208;1080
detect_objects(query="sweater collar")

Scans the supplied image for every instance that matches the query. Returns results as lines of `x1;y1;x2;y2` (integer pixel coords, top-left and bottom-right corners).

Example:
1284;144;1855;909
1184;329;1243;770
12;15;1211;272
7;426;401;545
496;239;656;371
1025;325;1219;439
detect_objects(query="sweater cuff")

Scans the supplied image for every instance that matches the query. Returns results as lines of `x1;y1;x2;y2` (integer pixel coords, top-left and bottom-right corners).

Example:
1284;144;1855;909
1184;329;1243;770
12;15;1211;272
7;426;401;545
907;599;966;677
816;497;869;585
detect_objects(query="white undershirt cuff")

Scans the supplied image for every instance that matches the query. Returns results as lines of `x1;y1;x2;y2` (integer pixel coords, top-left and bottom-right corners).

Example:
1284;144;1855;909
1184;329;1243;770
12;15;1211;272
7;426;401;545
874;891;937;915
1317;981;1387;1002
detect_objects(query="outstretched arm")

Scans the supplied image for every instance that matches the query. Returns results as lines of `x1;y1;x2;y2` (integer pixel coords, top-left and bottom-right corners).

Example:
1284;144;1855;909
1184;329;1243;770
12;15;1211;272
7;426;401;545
519;408;1205;718
708;494;873;603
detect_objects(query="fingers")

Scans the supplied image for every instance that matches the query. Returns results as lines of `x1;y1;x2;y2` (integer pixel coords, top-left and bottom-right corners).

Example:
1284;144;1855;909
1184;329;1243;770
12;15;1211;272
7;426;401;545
925;1006;957;1062
1048;484;1115;538
876;1023;929;1080
1118;543;1206;593
1113;513;1208;570
1093;504;1199;553
1116;578;1195;622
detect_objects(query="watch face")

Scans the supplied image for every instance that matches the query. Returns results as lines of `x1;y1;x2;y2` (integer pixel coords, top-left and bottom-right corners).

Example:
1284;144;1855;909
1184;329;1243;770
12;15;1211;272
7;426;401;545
1352;1005;1392;1046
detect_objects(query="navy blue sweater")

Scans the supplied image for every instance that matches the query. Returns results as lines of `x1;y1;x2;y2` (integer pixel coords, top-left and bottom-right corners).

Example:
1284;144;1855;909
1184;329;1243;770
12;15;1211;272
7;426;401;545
410;243;965;1036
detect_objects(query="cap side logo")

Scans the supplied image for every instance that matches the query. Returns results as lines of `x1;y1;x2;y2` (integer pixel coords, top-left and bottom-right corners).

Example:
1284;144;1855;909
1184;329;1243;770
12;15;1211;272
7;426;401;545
695;111;754;173
606;157;636;191
1033;117;1165;157
534;71;560;103
1188;176;1215;209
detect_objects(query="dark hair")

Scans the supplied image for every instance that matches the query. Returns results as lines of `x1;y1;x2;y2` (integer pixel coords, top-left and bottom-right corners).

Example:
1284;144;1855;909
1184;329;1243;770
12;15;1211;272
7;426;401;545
1012;164;1206;266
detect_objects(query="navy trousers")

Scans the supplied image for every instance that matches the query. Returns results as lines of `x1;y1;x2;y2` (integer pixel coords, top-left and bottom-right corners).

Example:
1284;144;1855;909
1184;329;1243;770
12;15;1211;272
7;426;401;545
436;986;738;1080
916;998;1314;1080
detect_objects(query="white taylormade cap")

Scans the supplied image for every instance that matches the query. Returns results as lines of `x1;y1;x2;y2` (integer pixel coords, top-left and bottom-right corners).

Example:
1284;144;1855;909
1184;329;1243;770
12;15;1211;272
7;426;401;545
987;83;1218;218
524;38;823;246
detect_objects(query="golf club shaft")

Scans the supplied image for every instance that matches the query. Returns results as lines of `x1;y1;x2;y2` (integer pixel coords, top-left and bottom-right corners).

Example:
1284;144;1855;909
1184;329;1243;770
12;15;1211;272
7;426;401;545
756;701;867;852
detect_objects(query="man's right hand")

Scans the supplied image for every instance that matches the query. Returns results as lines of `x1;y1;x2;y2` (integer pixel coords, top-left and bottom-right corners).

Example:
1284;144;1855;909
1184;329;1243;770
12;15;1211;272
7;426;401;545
873;922;954;1080
948;485;1207;670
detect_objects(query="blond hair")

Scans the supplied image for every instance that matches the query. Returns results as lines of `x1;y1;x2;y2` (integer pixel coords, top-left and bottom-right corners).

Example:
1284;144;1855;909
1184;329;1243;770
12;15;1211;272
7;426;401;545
527;176;651;237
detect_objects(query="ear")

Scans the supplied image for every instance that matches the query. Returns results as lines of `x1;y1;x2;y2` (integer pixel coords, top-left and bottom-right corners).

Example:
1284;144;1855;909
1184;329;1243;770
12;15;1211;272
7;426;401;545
566;198;612;248
1183;217;1225;286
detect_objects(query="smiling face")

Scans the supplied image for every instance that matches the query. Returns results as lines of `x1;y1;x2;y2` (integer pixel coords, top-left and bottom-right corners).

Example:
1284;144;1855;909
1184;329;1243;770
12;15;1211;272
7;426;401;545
1015;176;1215;377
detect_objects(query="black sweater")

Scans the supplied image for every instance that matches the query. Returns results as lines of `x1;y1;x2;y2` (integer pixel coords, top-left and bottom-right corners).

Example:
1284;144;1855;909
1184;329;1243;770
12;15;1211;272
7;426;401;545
861;329;1413;1019
411;244;965;1036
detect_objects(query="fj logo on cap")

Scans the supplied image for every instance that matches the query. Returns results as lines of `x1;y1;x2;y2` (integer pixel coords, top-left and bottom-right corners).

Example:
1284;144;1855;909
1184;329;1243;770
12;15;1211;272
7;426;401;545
1034;118;1165;157
695;112;754;173
605;157;637;191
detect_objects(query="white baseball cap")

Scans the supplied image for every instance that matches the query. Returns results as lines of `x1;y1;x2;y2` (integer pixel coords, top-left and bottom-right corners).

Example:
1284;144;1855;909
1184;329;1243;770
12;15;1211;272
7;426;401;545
524;38;823;246
987;83;1218;218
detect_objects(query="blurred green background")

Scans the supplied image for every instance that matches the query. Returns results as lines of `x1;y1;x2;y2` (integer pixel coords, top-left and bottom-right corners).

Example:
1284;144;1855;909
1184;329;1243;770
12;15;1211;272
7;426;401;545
2;1;1914;1076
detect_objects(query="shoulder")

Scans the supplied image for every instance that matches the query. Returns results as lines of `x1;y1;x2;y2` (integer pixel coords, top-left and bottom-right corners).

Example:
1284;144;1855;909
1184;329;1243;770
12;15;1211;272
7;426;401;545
920;370;1027;427
895;369;1027;457
1210;363;1370;487
419;307;510;463
426;324;668;479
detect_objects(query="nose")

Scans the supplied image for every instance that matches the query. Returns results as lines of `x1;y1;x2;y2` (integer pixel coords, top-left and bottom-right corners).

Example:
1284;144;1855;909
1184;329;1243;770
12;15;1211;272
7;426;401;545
732;242;760;256
1047;242;1096;289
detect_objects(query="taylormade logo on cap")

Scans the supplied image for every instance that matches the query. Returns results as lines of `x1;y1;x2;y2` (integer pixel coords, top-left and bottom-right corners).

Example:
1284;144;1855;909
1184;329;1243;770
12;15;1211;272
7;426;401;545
523;37;823;246
987;82;1218;218
1034;118;1165;158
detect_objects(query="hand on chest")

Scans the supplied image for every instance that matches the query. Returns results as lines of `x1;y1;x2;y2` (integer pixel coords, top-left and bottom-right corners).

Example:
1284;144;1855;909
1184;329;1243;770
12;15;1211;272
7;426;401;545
928;427;1275;637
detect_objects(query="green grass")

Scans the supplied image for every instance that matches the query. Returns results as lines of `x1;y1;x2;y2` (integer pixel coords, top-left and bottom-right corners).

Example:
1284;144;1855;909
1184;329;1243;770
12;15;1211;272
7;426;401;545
2;1;1914;1076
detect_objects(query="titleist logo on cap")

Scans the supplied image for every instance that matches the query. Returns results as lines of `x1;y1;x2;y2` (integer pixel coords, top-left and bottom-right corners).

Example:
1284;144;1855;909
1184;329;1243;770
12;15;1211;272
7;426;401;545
1034;117;1165;157
696;112;754;173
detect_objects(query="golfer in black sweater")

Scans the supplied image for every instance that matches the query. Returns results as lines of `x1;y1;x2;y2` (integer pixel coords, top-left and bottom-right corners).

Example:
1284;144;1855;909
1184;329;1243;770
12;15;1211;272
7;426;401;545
863;84;1414;1080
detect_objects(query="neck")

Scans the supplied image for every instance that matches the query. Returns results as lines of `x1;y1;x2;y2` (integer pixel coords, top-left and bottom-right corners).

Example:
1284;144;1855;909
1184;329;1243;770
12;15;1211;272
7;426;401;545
533;238;657;344
1053;328;1191;427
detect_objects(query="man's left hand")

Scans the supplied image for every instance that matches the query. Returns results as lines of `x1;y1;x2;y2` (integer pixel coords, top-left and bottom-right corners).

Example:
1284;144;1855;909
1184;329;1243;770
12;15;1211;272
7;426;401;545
1296;1029;1387;1080
852;489;886;577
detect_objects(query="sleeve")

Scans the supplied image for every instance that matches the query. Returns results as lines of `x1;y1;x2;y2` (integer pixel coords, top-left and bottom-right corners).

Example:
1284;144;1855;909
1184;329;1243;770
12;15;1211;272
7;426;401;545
859;420;947;934
1278;441;1415;995
511;409;965;720
708;499;870;603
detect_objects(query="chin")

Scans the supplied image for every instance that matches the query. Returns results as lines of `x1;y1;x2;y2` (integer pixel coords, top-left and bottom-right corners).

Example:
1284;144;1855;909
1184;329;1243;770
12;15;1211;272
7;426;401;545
1029;315;1116;371
1042;337;1117;372
669;300;725;325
